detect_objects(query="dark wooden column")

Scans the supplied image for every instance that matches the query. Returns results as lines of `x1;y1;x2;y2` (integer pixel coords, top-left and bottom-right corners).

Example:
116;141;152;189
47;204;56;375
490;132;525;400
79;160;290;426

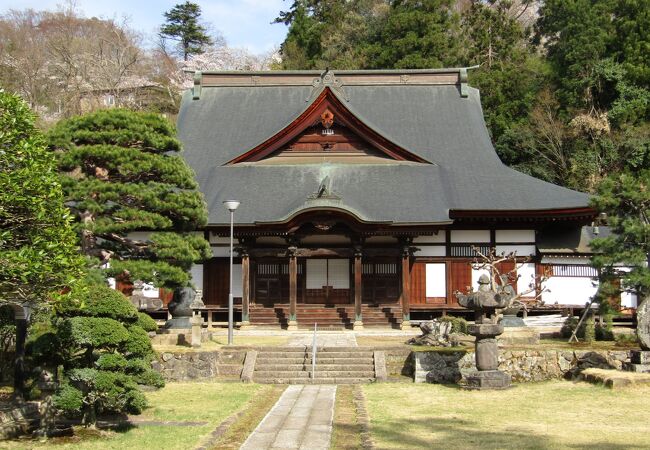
400;246;411;329
288;246;298;330
241;249;251;328
354;247;363;330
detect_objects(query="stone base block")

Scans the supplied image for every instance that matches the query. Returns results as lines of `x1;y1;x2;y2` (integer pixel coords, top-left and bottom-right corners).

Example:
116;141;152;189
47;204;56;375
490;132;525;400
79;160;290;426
353;320;364;331
400;320;411;330
164;317;192;329
465;370;511;390
501;315;526;327
152;329;212;346
631;350;650;365
287;320;298;331
239;321;253;330
498;328;540;346
626;363;650;373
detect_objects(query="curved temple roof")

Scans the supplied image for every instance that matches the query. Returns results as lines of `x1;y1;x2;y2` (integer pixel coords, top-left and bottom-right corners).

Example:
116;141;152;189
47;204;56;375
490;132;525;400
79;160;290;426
177;69;591;227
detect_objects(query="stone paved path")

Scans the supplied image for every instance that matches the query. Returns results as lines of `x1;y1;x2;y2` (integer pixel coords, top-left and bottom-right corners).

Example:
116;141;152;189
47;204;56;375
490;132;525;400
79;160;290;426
287;332;358;347
240;385;336;450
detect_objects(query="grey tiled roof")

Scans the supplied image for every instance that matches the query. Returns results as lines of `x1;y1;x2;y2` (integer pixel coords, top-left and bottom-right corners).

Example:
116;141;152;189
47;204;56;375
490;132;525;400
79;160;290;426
177;78;590;226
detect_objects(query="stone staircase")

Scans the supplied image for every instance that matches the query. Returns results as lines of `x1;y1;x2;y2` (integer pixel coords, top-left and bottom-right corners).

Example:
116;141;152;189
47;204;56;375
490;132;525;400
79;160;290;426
249;304;402;329
253;347;378;384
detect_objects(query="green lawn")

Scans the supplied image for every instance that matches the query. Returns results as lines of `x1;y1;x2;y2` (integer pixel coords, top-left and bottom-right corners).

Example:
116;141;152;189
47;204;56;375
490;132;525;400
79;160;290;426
3;382;274;450
364;381;650;449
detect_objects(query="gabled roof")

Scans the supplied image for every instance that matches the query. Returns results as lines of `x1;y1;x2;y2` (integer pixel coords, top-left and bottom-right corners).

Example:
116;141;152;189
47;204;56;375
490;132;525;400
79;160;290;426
177;69;592;227
228;87;429;164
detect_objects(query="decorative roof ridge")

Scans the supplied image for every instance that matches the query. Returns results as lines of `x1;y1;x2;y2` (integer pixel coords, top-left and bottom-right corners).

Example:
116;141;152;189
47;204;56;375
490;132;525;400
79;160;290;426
190;66;479;97
186;67;478;76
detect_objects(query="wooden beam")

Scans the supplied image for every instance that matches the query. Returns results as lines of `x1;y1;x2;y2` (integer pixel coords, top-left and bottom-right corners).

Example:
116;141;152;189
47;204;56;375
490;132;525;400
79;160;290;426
288;251;298;330
354;249;363;330
241;252;250;327
400;250;411;329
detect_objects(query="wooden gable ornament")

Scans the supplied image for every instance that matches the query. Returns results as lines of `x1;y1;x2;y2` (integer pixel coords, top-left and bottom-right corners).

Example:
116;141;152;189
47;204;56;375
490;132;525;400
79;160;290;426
227;87;430;164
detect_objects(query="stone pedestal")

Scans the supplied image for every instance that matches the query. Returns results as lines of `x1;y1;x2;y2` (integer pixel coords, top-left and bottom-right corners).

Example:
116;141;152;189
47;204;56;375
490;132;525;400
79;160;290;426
165;287;195;329
190;315;203;348
466;323;511;389
465;370;512;390
287;320;298;331
628;350;650;373
353;320;364;331
499;327;540;346
401;320;411;330
239;320;253;330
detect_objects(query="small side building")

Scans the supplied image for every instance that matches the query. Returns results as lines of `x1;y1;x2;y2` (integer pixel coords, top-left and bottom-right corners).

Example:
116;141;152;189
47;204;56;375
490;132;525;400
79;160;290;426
177;68;615;329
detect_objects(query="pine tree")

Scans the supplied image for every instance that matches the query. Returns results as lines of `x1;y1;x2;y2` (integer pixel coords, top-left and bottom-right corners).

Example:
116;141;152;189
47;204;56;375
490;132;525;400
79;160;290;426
48;109;211;289
160;1;213;61
591;169;650;298
0;90;84;309
363;0;464;69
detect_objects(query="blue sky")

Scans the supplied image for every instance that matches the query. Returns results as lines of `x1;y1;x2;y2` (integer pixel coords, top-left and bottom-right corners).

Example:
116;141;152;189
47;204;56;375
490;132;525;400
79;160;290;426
0;0;289;54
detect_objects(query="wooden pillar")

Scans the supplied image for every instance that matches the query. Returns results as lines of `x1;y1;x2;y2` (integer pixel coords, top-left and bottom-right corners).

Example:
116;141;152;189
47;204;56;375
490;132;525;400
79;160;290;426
288;248;298;331
354;248;363;330
400;248;411;329
240;250;251;329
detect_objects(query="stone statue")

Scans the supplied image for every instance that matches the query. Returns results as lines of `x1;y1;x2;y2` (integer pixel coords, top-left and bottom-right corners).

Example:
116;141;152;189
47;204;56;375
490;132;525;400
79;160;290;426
456;274;514;389
407;319;453;347
165;287;204;329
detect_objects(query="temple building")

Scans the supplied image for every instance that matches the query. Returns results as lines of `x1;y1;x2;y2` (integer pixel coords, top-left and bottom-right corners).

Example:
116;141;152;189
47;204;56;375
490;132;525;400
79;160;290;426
177;69;631;329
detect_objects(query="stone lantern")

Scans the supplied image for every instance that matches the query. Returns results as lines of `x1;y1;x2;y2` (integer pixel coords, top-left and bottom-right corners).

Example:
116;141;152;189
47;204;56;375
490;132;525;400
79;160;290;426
456;274;513;389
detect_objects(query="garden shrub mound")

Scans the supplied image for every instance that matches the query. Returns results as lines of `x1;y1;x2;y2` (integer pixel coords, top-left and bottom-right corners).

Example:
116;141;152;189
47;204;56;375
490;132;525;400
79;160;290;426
31;283;164;425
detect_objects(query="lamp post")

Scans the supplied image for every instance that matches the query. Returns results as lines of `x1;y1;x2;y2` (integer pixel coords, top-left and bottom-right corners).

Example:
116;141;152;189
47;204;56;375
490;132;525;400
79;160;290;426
223;200;240;345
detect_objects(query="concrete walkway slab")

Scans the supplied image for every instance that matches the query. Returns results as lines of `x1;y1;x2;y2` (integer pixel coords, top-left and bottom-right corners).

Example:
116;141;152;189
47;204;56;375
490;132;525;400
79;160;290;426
288;333;358;347
240;385;336;450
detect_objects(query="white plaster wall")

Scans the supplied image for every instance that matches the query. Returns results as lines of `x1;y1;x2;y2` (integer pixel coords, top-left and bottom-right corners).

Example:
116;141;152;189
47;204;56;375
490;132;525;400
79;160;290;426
190;264;204;291
306;259;328;289
472;266;492;290
212;246;230;257
414;246;446;257
517;263;536;296
542;277;598;306
328;259;350;289
541;256;592;265
209;235;230;245
425;263;446;297
413;233;445;244
495;244;536;257
495;230;535;243
450;230;490;243
232;264;243;297
621;291;638;308
141;282;159;298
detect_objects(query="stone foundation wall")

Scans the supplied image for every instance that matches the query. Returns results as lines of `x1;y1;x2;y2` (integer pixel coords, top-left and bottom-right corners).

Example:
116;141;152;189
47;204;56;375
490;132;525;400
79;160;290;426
414;349;632;384
0;401;41;439
151;350;247;382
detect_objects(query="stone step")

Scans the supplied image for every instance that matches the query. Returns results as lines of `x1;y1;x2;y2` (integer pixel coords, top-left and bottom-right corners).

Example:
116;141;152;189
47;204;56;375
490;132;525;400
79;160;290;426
254;370;376;378
257;358;374;367
255;363;374;371
257;351;373;359
255;377;375;384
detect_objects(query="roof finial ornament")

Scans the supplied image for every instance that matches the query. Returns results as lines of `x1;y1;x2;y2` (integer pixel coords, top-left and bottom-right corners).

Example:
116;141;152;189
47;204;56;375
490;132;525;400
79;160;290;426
317;175;330;197
308;175;340;201
307;68;348;102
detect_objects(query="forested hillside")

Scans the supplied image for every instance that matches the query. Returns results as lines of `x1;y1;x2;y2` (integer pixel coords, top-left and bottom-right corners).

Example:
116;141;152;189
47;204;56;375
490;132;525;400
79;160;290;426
275;0;649;193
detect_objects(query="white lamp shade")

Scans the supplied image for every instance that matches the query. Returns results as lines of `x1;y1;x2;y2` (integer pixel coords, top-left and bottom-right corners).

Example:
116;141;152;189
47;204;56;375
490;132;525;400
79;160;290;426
223;200;240;212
